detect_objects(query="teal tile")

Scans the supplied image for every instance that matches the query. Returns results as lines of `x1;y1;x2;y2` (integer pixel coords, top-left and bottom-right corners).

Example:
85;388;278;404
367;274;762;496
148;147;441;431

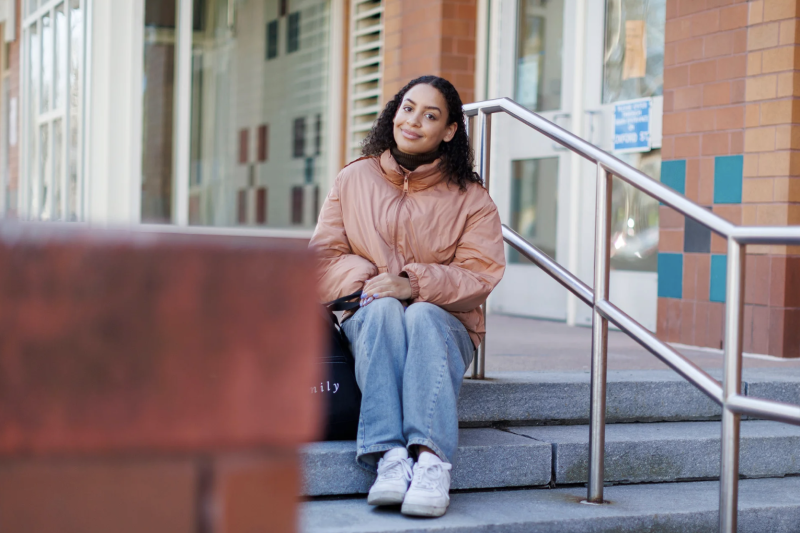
661;160;686;195
710;254;727;303
657;253;683;299
714;155;743;204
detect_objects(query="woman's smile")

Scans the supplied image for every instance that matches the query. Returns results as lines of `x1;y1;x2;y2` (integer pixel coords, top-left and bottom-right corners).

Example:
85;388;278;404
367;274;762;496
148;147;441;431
400;128;422;140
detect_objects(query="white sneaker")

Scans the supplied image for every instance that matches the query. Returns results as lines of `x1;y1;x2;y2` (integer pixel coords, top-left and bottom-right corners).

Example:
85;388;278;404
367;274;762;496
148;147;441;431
400;452;452;517
367;447;414;506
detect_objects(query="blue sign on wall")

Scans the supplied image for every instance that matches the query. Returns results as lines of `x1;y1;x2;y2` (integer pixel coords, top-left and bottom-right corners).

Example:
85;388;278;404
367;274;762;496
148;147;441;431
614;99;651;152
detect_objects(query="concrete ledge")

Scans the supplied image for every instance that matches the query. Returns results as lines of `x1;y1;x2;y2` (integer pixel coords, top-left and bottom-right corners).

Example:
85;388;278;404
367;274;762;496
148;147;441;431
301;477;800;533
510;420;800;485
300;428;551;496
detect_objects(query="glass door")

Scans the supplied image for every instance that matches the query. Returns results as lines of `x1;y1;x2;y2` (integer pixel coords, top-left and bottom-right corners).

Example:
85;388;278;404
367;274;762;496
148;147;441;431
573;0;666;332
488;0;575;320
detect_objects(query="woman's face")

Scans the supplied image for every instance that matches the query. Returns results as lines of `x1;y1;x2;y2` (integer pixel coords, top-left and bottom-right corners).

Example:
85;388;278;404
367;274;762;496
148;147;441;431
393;84;457;155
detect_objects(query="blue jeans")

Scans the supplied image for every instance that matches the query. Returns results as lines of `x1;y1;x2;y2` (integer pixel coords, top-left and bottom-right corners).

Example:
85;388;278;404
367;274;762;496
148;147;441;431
341;298;474;472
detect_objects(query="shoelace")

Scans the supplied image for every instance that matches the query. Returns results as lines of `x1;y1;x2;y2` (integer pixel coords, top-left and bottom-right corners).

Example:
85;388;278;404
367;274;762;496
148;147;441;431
376;456;413;481
411;462;452;491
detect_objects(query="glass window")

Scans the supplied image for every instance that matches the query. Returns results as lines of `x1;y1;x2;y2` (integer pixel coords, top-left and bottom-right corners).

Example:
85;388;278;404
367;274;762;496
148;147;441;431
141;0;178;223
510;158;559;264
515;0;563;112
23;0;86;221
603;0;666;103
610;149;660;272
184;0;331;228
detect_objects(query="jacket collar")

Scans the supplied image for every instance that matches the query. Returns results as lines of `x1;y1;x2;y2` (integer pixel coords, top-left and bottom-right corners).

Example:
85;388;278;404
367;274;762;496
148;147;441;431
379;149;446;192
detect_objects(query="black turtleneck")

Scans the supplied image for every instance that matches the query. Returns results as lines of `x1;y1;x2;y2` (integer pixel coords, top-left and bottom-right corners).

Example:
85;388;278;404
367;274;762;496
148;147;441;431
391;146;439;172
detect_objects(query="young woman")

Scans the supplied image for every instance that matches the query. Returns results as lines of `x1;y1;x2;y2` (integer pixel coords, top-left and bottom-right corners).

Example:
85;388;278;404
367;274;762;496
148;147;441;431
310;76;505;517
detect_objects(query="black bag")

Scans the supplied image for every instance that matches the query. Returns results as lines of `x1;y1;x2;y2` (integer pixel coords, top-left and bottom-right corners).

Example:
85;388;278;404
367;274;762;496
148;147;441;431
317;290;362;441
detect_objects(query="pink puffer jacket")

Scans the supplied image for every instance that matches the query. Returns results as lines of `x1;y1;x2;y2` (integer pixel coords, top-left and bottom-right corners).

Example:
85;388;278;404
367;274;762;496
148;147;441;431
310;149;506;347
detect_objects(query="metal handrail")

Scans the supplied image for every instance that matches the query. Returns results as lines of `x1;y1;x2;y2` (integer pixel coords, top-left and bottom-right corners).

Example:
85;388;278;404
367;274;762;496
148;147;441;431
463;97;800;533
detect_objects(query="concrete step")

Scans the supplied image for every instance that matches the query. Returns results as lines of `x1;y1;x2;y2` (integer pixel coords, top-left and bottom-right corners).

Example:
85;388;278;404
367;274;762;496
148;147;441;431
300;477;800;533
301;420;800;496
302;427;551;496
511;420;800;485
458;369;800;426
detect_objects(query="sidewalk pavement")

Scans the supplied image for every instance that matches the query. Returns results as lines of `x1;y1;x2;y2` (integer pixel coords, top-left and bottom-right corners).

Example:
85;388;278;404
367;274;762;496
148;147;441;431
483;314;800;373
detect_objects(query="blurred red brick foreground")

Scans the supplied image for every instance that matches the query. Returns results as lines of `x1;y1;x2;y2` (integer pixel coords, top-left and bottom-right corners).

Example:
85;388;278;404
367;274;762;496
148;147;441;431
0;224;323;533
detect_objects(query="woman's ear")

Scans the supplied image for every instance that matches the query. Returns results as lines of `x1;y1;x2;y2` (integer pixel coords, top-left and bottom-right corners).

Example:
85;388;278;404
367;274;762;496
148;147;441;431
443;122;457;143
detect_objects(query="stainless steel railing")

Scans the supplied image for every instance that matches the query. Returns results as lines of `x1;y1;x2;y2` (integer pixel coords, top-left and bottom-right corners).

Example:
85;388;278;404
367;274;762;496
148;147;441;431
463;97;800;533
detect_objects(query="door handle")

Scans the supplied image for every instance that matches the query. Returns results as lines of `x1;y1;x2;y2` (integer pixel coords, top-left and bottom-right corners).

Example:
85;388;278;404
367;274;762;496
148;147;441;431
584;110;602;145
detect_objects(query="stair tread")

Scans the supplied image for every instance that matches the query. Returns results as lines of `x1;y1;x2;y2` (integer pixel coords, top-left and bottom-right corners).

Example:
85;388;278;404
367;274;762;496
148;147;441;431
302;421;800;496
301;476;800;533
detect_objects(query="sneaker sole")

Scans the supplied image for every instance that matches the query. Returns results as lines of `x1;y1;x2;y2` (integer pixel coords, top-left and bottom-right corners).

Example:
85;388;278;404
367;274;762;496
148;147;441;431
400;502;448;517
367;490;406;506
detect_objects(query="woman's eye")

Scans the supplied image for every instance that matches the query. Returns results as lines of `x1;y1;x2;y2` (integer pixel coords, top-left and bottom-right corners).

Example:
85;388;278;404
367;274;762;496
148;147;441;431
403;106;412;112
426;114;436;120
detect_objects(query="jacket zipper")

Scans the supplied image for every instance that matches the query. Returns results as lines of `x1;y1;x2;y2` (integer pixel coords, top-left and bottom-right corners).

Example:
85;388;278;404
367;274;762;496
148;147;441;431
391;174;410;264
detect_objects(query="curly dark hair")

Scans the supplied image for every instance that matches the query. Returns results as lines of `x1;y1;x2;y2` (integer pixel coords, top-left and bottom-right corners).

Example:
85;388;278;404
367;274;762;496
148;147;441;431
361;75;482;190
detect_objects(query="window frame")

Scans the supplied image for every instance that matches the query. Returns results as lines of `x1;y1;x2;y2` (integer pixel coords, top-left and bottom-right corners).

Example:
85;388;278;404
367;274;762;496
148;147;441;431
21;0;88;221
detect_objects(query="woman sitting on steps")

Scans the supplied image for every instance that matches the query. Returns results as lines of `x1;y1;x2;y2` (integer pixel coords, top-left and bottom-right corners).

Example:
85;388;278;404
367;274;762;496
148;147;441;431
311;75;506;518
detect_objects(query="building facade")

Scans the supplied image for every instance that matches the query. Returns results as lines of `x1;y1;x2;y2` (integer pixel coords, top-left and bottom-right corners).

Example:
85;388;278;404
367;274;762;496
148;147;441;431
2;0;798;357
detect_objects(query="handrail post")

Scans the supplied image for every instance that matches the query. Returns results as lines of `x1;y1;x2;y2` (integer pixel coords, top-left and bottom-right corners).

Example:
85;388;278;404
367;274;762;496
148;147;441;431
587;163;611;503
473;109;491;380
720;237;745;533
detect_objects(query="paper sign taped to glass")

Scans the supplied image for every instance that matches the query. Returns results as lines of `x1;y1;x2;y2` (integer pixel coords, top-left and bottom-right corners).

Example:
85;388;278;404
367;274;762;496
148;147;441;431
614;98;651;153
623;20;647;80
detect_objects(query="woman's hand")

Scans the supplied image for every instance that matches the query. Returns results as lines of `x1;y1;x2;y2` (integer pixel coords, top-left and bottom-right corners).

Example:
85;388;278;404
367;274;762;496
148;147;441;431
361;273;413;306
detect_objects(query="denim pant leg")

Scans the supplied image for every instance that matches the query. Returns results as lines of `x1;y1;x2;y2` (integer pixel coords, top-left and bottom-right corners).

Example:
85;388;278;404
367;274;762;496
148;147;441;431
402;302;474;464
341;298;408;471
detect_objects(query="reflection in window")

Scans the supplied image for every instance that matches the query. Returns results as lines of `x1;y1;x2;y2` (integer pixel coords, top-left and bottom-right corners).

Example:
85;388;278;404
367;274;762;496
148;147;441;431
610;149;660;272
267;20;279;59
186;0;330;228
287;12;300;53
293;117;306;158
603;0;666;103
510;158;558;264
515;0;563;112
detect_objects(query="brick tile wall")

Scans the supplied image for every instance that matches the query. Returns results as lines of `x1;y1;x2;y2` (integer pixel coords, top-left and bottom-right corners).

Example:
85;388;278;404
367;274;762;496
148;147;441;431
659;0;800;357
659;0;749;351
382;0;476;106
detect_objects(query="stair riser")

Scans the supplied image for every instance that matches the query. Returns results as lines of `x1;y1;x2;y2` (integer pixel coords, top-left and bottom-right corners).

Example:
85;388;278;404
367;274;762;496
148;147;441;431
301;428;551;496
458;371;800;426
552;436;800;485
303;422;800;496
301;478;800;533
458;378;722;426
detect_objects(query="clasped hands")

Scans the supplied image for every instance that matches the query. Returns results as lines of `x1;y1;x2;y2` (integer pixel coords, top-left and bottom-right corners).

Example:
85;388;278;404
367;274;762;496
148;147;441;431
360;273;413;307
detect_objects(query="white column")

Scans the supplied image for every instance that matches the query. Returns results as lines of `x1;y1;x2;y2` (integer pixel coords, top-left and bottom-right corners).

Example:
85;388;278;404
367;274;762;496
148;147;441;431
172;0;193;226
86;0;144;224
565;0;587;327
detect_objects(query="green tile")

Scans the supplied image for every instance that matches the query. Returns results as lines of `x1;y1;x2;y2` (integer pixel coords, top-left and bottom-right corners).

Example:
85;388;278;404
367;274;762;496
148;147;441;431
714;156;743;204
661;160;686;195
658;253;683;299
710;254;727;303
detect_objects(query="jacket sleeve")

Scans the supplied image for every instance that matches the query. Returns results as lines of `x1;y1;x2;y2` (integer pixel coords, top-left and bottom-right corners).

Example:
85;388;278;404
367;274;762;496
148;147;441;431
402;193;506;313
310;172;378;302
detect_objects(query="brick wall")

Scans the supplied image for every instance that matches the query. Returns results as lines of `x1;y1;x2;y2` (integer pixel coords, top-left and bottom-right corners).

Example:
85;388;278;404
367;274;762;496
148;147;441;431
382;0;476;105
659;0;800;357
0;227;323;532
